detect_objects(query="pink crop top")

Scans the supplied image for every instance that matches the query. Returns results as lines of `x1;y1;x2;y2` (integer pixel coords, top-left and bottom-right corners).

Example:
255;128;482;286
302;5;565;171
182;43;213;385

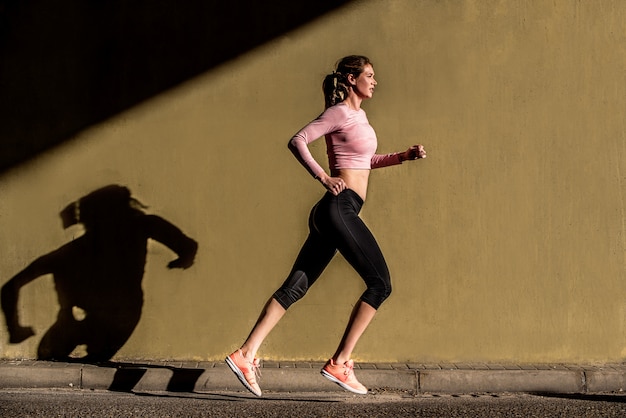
288;103;402;179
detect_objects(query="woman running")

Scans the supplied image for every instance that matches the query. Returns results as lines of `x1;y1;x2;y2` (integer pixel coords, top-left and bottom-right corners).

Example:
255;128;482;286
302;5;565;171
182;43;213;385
226;55;427;396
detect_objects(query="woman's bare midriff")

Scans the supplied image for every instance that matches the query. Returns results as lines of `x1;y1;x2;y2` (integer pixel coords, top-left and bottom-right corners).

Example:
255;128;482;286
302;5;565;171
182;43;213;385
332;168;370;201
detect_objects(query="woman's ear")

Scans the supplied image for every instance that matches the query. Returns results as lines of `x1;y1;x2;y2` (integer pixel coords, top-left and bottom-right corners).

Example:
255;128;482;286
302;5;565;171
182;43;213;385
346;73;357;86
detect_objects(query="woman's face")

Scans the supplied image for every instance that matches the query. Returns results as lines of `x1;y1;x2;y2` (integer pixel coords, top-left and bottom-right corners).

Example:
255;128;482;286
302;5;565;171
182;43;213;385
351;64;377;100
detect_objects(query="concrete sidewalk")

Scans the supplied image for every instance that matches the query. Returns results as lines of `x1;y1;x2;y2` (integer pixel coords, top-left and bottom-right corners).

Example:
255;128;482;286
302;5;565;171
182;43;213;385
1;360;625;395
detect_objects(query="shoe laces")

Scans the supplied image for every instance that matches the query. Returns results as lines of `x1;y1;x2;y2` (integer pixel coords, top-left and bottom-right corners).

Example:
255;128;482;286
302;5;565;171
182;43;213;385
342;360;355;377
249;357;262;382
236;349;262;383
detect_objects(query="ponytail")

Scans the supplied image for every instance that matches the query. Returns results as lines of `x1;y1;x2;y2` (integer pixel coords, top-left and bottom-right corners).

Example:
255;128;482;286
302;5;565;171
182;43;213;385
322;72;350;109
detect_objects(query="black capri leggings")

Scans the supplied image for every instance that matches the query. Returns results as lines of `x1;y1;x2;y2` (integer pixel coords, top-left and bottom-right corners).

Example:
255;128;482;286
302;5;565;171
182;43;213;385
273;189;391;310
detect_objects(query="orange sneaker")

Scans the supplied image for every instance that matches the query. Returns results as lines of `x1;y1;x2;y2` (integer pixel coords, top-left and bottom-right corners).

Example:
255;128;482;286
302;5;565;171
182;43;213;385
225;349;262;396
321;359;368;395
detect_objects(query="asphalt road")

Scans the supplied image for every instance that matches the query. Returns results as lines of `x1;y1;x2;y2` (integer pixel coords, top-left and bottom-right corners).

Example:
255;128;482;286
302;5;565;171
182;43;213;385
1;389;626;417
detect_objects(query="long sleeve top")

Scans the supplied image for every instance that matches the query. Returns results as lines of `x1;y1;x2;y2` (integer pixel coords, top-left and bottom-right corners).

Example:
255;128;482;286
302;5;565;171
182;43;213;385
288;103;402;178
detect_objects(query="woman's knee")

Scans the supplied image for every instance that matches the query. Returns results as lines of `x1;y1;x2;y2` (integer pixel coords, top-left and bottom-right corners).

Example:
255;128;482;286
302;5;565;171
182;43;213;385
272;270;310;309
361;279;392;309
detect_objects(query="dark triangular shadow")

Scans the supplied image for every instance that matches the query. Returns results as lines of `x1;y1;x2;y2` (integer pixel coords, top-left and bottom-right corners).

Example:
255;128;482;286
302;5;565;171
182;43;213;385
0;0;353;173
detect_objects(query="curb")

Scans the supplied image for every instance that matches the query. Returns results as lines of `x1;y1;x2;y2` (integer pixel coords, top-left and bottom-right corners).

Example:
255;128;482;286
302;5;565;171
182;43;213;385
0;361;625;395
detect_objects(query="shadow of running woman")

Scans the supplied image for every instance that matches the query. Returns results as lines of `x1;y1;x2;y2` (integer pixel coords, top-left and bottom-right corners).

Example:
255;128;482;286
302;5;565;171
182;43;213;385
1;185;198;362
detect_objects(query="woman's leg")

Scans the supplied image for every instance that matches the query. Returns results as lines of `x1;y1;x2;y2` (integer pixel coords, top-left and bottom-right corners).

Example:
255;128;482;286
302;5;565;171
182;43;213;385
237;197;337;357
331;300;377;364
319;190;391;394
322;190;391;361
238;229;336;361
227;200;337;396
226;297;286;396
238;297;286;360
320;299;375;395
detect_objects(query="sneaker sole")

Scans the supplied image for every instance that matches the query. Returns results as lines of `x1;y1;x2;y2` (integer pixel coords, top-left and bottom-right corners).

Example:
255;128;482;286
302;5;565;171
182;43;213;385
320;369;368;395
225;356;262;397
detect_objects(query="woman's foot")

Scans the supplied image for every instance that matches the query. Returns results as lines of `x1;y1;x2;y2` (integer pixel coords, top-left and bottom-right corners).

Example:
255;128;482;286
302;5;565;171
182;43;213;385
321;359;368;395
225;349;262;396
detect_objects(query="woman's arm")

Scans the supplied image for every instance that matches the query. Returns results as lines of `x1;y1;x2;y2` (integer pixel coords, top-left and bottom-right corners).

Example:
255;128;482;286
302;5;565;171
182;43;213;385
287;134;327;180
287;107;344;178
288;106;348;194
371;145;427;169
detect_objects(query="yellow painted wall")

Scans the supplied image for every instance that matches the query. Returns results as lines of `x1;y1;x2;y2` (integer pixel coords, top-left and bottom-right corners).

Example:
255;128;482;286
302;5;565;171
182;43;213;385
1;0;625;364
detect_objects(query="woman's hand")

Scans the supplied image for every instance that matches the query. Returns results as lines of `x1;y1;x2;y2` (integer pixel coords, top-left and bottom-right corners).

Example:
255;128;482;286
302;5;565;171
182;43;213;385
401;145;427;161
318;174;346;196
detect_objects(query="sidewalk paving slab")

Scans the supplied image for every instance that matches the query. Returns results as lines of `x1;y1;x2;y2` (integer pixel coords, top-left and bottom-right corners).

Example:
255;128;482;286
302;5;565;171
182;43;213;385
0;360;624;395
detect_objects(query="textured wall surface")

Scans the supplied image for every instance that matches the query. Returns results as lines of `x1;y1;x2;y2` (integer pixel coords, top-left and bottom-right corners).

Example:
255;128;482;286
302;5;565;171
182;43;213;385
1;0;624;364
